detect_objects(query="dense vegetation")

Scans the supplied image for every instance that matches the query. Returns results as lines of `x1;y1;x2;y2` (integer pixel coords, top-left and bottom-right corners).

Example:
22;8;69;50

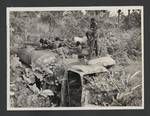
9;9;143;107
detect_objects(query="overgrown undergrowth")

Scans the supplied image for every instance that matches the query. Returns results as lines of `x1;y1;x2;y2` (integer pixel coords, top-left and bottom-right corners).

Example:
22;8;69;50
9;10;143;107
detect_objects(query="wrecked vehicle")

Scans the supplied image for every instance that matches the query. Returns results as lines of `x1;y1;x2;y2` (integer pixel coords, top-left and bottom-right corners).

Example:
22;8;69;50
16;46;117;107
61;59;117;107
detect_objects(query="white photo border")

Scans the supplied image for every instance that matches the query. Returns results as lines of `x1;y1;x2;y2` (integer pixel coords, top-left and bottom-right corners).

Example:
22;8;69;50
7;6;144;111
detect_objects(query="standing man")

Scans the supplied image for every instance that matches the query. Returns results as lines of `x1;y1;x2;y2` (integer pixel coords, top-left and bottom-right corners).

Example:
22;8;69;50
86;18;98;59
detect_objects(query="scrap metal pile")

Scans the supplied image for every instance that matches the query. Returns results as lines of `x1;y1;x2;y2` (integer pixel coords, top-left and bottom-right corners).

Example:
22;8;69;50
12;38;135;107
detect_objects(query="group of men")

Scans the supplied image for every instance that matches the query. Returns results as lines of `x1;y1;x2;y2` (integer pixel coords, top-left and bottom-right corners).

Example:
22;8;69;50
39;18;99;60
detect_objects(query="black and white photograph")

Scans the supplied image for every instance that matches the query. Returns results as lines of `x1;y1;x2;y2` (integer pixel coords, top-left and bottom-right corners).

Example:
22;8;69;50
7;6;144;110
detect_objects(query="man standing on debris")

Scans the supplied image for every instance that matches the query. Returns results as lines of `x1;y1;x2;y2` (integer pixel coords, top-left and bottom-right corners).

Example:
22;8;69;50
86;18;98;59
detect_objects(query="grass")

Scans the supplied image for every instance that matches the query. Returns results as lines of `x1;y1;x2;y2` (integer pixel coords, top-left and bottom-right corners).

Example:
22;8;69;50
112;60;142;106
